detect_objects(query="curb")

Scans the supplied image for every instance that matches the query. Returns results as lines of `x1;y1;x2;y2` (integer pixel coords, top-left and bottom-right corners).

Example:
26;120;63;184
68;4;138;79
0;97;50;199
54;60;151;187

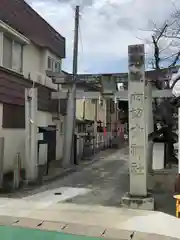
0;216;178;240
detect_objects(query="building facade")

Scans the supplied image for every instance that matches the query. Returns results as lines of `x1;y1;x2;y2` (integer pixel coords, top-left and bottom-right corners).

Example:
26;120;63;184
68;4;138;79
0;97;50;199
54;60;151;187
0;0;66;174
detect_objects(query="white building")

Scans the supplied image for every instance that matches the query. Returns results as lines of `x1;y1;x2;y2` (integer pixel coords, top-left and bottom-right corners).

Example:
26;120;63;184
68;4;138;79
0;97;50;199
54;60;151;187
0;0;66;175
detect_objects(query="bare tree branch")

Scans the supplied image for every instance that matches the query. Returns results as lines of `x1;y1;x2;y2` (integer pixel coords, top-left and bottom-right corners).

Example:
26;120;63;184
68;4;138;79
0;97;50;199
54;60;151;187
151;24;168;70
169;50;180;67
135;4;180;75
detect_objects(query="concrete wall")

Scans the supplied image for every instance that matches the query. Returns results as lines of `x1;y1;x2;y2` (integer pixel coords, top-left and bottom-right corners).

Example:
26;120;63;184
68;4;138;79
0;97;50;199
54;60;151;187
0;28;60;90
76;99;84;119
76;98;107;124
0;28;65;173
23;44;60;90
97;100;106;125
0;104;64;173
22;44;65;162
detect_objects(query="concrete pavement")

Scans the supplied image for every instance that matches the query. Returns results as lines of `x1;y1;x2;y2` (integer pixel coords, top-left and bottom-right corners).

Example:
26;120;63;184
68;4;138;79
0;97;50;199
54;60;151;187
0;201;179;239
8;147;130;206
0;147;179;238
3;146;176;214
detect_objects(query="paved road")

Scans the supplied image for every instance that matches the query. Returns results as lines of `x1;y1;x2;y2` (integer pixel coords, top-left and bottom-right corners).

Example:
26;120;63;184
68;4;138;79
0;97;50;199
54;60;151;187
4;146;175;215
11;147;129;207
61;147;129;206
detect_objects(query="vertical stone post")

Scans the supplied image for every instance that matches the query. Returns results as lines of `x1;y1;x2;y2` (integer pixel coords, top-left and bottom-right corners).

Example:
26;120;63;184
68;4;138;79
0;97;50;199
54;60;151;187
121;44;154;210
25;88;38;182
128;44;147;196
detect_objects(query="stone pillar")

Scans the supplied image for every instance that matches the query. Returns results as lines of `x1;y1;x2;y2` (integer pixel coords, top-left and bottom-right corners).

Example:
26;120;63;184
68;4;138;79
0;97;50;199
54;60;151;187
121;44;154;210
25;88;38;182
128;44;147;196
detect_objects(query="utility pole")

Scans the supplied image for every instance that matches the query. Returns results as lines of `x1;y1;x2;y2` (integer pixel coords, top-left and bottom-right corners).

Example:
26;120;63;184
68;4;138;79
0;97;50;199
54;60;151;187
63;5;80;166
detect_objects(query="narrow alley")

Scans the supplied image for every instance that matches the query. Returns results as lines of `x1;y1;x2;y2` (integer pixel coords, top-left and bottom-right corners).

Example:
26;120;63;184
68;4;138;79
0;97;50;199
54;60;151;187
11;147;129;207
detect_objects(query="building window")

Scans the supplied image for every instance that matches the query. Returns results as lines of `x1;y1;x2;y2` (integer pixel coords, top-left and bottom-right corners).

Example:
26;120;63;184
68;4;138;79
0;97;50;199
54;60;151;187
3;35;23;73
2;103;25;129
54;62;58;72
57;62;61;73
47;56;53;70
12;41;23;72
53;61;61;73
47;56;61;73
3;36;12;69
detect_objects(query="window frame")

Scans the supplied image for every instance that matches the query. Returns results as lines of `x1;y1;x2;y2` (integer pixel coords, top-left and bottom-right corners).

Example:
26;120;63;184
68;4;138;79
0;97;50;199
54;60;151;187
2;103;25;129
2;34;23;73
47;56;53;70
47;56;61;73
12;40;23;73
3;35;13;69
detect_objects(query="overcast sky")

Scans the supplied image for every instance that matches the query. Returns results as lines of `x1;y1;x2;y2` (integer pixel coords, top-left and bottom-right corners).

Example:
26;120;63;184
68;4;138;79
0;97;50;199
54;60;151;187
27;0;180;74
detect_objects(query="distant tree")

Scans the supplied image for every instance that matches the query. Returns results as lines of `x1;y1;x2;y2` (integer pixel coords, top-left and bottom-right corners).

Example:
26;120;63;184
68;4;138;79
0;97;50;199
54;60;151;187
145;7;180;71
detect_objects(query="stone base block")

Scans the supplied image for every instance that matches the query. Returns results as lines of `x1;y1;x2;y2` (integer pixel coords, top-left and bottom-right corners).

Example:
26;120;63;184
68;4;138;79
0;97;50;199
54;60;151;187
121;192;154;210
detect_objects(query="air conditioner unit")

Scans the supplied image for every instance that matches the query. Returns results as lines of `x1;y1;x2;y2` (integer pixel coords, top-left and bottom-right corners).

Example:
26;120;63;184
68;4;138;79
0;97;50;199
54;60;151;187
45;76;58;90
37;73;44;85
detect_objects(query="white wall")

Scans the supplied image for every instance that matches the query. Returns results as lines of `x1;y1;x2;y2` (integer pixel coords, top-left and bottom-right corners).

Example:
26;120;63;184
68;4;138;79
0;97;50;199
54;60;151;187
23;44;59;90
46;49;62;63
0;104;64;173
97;100;106;124
0;25;62;90
76;99;84;119
23;44;41;79
0;26;65;173
76;98;106;123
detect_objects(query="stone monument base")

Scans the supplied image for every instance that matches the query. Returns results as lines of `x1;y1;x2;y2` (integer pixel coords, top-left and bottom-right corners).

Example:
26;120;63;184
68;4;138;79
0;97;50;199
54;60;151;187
121;192;154;211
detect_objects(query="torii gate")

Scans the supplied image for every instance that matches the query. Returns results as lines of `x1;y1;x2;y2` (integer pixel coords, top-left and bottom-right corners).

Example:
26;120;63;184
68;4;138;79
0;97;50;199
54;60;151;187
47;44;172;210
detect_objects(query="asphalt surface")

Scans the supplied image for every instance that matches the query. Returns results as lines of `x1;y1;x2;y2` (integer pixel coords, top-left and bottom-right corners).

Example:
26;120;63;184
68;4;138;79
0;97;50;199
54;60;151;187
2;146;176;216
5;147;129;207
62;147;129;207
